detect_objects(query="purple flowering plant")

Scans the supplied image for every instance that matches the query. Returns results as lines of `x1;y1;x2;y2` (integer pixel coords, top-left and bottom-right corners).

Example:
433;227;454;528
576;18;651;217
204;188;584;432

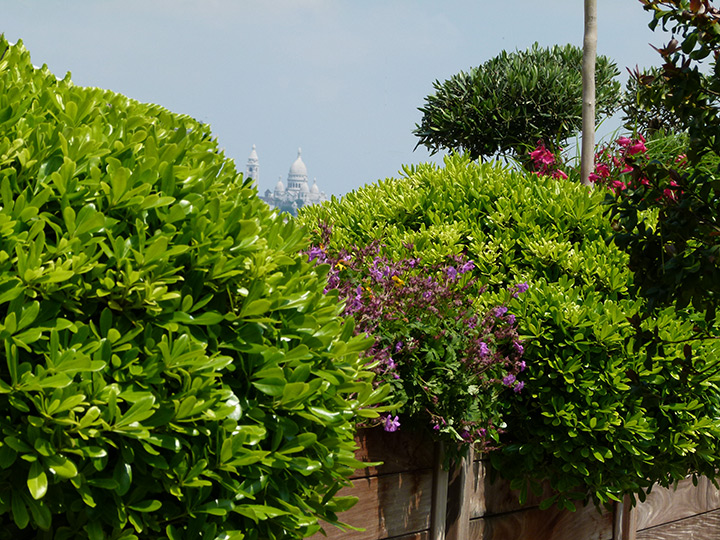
306;223;527;455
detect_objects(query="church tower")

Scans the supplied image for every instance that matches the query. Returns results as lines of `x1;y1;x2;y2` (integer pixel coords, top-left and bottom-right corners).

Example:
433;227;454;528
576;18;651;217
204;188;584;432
246;144;259;183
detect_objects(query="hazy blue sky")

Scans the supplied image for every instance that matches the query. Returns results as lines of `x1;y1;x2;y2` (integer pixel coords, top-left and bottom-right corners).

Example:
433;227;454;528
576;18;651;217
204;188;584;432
4;1;668;197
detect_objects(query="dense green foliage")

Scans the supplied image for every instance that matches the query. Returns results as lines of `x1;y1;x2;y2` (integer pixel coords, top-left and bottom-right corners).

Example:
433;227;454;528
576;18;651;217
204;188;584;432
620;66;696;135
300;154;720;509
607;0;720;323
0;37;386;539
413;43;621;160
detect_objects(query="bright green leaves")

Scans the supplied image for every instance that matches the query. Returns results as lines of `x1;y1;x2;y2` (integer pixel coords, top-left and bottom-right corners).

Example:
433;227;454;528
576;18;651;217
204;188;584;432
27;461;48;499
300;153;720;513
0;35;380;540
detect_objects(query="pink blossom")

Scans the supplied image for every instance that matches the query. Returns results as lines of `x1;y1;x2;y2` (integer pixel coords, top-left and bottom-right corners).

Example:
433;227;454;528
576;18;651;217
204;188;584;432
616;136;632;147
595;163;611;178
628;140;647;155
552;169;568;180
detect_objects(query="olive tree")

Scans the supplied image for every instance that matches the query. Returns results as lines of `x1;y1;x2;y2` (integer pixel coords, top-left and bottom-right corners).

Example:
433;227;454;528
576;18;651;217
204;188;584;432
413;43;620;162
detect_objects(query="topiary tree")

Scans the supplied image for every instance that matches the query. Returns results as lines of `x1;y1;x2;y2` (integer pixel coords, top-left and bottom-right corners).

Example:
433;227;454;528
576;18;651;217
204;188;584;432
299;154;720;510
0;37;387;540
413;43;621;161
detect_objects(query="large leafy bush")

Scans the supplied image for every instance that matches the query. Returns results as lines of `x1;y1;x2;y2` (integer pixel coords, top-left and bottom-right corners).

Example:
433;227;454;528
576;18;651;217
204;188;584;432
299;154;720;508
0;37;385;539
413;43;621;160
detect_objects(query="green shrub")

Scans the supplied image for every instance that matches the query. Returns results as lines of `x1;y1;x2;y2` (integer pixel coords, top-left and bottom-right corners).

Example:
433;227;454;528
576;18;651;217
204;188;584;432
413;43;621;160
0;37;386;539
299;154;720;509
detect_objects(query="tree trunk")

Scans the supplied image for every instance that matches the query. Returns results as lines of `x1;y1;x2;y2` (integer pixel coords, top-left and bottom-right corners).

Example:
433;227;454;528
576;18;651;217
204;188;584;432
581;0;597;187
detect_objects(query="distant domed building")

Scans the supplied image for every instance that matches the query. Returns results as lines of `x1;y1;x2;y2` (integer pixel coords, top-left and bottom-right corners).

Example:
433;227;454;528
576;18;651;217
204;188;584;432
248;146;327;215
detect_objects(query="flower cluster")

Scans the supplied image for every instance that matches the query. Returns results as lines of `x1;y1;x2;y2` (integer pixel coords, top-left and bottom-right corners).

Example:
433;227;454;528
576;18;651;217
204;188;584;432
528;136;684;204
528;141;568;179
306;224;527;454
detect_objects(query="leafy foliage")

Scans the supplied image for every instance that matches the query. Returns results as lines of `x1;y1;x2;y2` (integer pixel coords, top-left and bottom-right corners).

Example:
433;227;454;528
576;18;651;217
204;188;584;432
304;231;526;458
299;154;720;509
413;43;621;161
606;0;720;323
620;66;701;135
0;37;386;539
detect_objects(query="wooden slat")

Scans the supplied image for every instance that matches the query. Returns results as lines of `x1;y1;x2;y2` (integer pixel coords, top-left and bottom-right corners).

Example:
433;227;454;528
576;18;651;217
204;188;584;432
446;447;473;540
467;460;554;518
385;532;429;540
468;503;614;540
352;428;435;479
311;469;433;540
430;442;449;540
613;495;637;540
635;508;720;540
635;476;720;531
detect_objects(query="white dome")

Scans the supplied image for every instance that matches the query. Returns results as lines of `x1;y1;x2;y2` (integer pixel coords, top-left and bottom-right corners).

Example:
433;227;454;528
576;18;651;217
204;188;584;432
288;148;308;178
300;182;310;193
310;179;320;194
275;178;285;192
248;144;258;161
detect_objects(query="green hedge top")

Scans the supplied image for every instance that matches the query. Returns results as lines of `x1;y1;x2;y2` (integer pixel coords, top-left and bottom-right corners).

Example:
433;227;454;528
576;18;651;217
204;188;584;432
0;37;385;540
300;155;720;509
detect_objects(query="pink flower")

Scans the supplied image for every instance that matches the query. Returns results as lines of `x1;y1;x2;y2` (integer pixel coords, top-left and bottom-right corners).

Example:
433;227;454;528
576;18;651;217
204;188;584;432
529;143;555;167
552;169;568;180
588;172;600;183
621;164;634;174
628;140;647;155
611;180;627;192
595;163;611;178
616;136;632;147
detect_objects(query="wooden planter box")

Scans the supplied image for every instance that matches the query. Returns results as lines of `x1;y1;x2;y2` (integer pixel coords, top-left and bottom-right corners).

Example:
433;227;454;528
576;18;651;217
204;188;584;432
311;429;720;540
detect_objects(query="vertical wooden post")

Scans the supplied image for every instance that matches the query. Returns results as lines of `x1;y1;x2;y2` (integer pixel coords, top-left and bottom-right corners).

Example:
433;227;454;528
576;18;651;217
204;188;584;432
614;494;637;540
430;442;448;540
446;446;473;540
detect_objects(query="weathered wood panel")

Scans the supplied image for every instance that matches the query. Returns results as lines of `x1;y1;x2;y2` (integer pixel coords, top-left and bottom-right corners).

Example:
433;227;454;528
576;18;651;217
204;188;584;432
635;508;720;540
385;532;429;540
311;469;433;540
466;459;554;518
635;476;720;531
352;428;434;479
468;503;613;540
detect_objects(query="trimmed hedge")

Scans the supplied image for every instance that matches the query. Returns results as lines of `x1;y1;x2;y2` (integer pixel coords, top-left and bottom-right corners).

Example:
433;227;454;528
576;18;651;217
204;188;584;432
299;154;720;509
0;37;386;539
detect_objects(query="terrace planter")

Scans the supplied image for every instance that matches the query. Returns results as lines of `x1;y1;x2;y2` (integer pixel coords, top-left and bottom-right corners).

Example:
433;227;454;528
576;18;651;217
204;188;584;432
311;428;720;540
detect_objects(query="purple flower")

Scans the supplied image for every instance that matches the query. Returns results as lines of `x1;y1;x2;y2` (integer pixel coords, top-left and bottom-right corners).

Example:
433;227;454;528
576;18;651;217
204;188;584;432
494;306;508;317
516;282;529;293
445;266;458;281
395;341;404;353
507;314;516;325
519;360;526;371
459;260;475;274
384;415;401;432
479;342;490;357
502;374;516;387
513;381;525;393
513;341;524;355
